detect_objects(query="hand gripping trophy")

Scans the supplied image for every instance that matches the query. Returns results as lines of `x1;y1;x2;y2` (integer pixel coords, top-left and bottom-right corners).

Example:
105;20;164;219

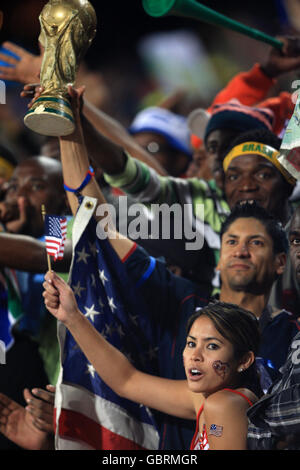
24;0;97;136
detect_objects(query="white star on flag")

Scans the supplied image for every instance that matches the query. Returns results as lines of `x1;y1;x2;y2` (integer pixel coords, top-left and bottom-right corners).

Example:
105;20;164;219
129;314;138;326
116;324;125;338
84;304;101;322
99;269;108;285
86;363;96;379
108;297;117;312
72;281;86;298
89;241;98;256
104;323;114;337
76;247;91;264
98;297;105;309
90;273;96;287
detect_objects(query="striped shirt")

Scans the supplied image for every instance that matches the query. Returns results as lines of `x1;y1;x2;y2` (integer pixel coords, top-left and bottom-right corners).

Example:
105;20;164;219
247;332;300;450
104;154;230;288
104;154;229;238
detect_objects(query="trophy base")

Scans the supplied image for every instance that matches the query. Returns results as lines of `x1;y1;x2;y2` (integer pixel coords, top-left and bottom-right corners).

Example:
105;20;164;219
24;96;75;136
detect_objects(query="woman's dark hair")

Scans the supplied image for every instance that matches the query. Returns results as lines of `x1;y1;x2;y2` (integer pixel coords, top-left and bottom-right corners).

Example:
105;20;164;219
186;301;263;397
220;201;289;255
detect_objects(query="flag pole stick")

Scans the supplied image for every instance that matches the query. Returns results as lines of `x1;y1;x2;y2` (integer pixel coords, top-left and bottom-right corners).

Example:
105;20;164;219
41;204;52;272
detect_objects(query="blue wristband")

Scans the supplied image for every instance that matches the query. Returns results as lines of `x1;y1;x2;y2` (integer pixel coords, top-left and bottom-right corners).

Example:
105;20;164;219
64;166;95;194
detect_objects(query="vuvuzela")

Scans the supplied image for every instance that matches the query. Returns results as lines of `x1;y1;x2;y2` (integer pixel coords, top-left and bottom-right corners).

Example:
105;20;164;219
142;0;283;50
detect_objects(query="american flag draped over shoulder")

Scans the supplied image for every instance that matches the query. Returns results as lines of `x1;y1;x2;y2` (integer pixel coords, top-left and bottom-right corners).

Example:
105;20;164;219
54;197;160;450
44;214;67;261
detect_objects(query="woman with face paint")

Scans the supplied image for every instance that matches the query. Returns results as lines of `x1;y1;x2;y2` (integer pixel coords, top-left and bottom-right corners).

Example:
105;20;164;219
43;272;262;450
185;304;261;450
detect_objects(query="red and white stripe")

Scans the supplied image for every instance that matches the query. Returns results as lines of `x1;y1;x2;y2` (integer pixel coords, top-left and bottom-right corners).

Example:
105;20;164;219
54;383;159;450
45;219;67;260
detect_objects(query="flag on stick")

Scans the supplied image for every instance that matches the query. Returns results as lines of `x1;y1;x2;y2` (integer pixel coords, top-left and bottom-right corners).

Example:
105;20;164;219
44;213;67;261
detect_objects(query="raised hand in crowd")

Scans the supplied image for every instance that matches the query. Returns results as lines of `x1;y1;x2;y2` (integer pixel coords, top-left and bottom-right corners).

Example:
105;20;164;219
0;41;42;84
0;197;28;234
260;36;300;78
0;386;55;450
24;385;55;434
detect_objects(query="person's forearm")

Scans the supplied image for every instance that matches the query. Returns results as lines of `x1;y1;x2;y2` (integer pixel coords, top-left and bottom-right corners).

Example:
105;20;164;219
59;90;134;259
59;109;106;215
67;311;138;399
81;113;127;175
0;234;71;272
83;99;167;176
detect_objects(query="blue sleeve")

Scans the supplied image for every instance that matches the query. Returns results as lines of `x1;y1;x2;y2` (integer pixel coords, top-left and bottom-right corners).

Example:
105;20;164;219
123;244;199;326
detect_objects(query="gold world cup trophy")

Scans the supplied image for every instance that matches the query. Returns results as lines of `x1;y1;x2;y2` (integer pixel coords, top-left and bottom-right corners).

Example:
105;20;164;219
24;0;97;136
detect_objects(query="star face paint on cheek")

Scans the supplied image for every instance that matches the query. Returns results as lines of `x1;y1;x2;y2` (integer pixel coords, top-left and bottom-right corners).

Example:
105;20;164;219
212;360;230;379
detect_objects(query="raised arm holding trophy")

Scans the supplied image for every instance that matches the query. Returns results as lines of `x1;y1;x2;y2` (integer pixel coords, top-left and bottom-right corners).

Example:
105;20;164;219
24;0;97;137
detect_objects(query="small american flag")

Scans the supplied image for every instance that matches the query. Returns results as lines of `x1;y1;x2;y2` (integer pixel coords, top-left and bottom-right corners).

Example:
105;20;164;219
44;214;67;261
208;424;223;437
